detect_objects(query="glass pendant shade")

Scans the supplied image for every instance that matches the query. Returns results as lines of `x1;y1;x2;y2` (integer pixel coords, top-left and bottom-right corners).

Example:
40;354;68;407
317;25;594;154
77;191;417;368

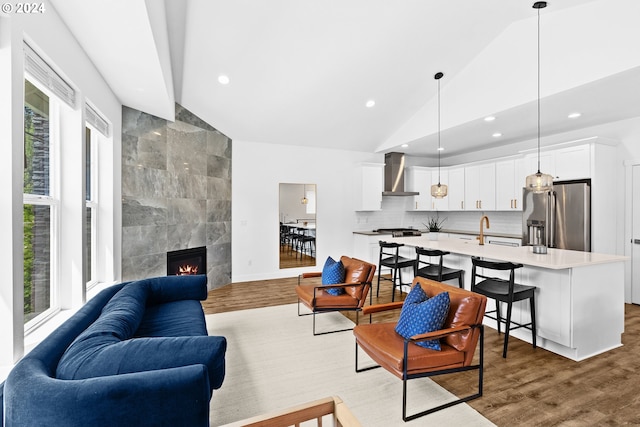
431;183;448;198
525;171;554;193
432;71;448;199
525;1;553;195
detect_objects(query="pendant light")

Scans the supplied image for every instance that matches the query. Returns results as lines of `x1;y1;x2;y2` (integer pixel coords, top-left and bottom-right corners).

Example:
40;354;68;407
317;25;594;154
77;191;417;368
430;71;448;199
301;184;308;204
525;1;554;193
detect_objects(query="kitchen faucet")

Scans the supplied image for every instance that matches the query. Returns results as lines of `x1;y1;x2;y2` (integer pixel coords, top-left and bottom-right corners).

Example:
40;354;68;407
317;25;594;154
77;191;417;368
478;215;490;245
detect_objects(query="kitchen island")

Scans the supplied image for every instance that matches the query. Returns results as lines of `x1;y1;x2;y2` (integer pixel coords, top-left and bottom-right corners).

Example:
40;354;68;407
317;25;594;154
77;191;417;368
388;235;627;361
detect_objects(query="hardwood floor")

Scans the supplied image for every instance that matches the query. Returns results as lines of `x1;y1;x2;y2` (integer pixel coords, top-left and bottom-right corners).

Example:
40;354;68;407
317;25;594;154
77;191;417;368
204;277;640;426
278;244;316;269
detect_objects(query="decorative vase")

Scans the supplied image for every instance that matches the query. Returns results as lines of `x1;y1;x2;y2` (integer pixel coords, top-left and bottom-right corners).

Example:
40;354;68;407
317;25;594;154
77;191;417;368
428;232;439;241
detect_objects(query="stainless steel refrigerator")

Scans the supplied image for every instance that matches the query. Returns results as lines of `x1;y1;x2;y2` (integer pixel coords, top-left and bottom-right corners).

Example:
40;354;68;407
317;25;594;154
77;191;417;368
522;180;591;251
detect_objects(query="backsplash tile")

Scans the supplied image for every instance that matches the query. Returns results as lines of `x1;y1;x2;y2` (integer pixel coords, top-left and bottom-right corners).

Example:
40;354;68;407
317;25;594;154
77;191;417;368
354;196;522;236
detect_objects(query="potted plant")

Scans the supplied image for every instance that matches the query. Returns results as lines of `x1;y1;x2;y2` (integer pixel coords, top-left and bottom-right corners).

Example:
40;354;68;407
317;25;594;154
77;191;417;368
424;217;446;240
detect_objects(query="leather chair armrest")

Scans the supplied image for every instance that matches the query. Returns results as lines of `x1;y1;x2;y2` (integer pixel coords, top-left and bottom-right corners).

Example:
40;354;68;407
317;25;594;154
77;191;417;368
410;324;476;342
312;282;363;295
298;272;322;286
301;272;322;279
361;302;404;316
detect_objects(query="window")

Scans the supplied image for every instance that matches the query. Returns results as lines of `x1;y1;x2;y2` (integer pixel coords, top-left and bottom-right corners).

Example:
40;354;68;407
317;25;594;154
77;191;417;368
85;125;98;287
23;78;58;325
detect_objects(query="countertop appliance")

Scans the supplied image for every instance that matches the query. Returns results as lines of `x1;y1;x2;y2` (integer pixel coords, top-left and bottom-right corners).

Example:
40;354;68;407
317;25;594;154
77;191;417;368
522;179;591;252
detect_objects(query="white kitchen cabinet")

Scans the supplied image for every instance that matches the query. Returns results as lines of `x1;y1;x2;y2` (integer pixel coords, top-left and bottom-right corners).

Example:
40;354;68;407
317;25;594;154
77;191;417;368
521;266;571;347
354;163;383;211
405;166;433;211
447;167;465;211
554;144;590;181
524;150;555;180
495;158;525;211
430;169;449;211
464;163;496;210
524;143;590;182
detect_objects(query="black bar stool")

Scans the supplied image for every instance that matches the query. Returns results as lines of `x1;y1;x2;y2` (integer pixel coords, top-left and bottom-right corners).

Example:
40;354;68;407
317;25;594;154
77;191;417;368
414;247;464;288
376;241;415;303
471;256;536;358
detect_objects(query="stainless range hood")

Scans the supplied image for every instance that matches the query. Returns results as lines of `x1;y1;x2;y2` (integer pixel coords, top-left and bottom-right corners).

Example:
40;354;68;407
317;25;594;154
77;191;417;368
382;152;419;196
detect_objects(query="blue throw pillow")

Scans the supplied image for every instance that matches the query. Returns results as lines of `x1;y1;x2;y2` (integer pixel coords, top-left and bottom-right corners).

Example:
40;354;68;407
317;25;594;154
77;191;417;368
321;256;345;295
395;285;450;350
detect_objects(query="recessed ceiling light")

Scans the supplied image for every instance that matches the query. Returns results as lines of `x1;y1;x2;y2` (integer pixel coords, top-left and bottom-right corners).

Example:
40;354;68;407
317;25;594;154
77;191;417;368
437;147;444;151
365;100;376;108
218;75;230;85
484;116;496;122
568;112;581;119
401;143;409;148
492;132;502;137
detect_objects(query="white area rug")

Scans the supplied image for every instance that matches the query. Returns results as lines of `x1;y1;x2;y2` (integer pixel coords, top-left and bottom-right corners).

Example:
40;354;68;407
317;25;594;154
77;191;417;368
207;304;495;426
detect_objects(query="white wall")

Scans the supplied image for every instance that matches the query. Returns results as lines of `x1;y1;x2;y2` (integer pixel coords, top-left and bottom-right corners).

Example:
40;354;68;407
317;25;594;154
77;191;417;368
232;140;380;282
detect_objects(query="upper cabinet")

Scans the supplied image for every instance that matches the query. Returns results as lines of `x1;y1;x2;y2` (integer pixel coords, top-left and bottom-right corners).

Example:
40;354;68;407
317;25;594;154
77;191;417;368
354;163;383;211
464;163;495;211
365;140;609;215
495;158;525;211
405;167;450;211
447;167;465;211
524;144;590;182
553;145;590;181
405;166;433;211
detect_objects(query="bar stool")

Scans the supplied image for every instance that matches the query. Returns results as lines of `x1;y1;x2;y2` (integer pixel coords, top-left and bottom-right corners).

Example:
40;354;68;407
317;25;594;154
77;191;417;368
471;256;536;358
376;241;415;303
298;228;315;258
414;247;464;288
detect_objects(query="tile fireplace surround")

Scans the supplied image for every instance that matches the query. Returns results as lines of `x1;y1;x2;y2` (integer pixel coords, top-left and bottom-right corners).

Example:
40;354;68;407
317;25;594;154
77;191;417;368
121;104;231;290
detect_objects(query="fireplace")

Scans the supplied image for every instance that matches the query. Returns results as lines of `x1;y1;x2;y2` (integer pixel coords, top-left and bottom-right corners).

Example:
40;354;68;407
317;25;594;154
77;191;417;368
167;247;207;276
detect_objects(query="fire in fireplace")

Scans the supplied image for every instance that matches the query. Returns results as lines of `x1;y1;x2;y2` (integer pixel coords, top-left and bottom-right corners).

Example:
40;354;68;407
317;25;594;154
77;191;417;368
167;247;207;276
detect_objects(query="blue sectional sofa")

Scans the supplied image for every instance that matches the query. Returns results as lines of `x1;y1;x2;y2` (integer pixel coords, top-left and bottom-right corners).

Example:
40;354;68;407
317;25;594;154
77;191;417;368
0;275;226;427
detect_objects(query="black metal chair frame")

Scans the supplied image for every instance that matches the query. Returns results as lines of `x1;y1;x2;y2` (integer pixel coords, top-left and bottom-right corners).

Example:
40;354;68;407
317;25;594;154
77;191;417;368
296;275;365;336
376;241;415;303
471;256;536;358
296;228;316;259
355;325;485;421
279;224;295;250
414;247;464;289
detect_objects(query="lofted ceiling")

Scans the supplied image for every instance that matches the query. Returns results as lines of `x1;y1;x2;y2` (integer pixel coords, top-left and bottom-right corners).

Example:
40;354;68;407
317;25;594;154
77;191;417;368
50;0;640;160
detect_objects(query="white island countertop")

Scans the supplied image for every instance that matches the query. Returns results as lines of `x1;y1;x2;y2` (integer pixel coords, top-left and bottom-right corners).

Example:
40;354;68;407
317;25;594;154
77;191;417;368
389;236;627;270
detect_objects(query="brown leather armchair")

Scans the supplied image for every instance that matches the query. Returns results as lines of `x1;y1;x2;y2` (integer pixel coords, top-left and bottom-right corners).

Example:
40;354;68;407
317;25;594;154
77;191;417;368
354;277;487;421
296;256;376;335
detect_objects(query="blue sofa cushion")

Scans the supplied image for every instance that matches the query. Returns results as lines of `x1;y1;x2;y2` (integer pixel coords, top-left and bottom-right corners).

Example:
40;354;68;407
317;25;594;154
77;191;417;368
135;300;208;337
395;285;450;351
321;256;346;295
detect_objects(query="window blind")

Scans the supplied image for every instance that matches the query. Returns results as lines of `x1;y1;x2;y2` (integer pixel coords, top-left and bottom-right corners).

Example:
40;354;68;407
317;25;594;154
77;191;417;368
85;103;110;137
23;42;76;108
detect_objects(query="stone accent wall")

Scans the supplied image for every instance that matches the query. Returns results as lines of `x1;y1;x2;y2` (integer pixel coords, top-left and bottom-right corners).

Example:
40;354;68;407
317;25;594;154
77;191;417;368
121;104;231;289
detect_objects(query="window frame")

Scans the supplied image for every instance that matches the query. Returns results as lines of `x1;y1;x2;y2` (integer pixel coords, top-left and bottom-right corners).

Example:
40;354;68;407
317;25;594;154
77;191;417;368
23;74;62;332
85;123;99;290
